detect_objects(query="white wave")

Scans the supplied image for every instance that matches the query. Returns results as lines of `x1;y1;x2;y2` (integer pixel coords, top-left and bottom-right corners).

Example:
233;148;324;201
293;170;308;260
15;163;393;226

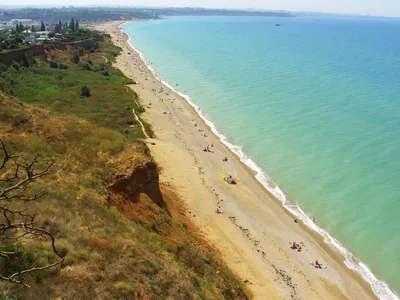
120;22;399;300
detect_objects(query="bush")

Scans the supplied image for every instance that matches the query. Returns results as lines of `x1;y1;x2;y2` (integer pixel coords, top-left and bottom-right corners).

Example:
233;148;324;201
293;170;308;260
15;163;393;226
58;63;68;70
72;51;80;64
80;86;91;97
49;60;58;69
107;51;118;58
77;47;86;56
79;61;92;71
102;70;109;76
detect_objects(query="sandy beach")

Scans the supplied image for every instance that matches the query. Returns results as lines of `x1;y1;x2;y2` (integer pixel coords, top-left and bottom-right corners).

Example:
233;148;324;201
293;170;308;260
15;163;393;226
96;21;378;300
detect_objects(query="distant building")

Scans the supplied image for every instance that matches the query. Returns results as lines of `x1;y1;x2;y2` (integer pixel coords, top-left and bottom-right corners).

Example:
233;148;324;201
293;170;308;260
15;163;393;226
35;31;50;35
25;34;36;44
54;33;64;40
0;22;14;30
36;35;50;42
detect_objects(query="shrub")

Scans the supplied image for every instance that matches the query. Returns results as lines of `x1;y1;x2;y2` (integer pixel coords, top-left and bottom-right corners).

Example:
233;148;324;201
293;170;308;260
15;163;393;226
72;51;80;64
49;60;59;69
77;47;86;56
58;63;68;70
107;50;118;58
79;61;92;71
102;70;109;76
80;86;91;97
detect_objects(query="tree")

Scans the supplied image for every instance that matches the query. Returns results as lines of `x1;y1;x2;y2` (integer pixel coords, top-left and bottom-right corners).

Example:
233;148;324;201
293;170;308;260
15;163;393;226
40;21;45;31
16;24;19;33
70;18;75;32
19;22;25;33
0;141;64;287
72;51;80;64
80;86;91;97
75;20;79;31
58;21;62;32
31;25;35;32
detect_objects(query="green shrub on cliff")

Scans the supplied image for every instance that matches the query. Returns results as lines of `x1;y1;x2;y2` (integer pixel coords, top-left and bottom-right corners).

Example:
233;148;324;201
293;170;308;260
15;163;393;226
80;85;91;97
78;61;91;71
72;51;80;64
49;60;58;69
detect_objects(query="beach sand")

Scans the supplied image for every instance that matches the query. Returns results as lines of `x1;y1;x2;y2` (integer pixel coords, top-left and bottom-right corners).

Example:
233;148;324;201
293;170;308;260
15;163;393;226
96;21;378;300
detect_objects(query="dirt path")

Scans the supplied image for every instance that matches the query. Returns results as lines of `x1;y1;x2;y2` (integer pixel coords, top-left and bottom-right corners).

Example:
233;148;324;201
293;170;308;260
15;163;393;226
132;108;149;139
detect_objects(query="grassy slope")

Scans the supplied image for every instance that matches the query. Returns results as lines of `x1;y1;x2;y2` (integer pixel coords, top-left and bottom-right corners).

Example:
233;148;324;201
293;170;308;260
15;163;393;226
0;37;249;299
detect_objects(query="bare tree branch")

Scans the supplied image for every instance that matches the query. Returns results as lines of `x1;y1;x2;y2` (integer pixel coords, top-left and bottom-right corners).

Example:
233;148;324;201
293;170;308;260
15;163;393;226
0;141;63;288
0;141;20;171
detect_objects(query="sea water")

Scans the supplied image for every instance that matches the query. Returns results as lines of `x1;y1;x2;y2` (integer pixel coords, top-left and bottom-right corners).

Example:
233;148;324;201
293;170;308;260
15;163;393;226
122;16;400;298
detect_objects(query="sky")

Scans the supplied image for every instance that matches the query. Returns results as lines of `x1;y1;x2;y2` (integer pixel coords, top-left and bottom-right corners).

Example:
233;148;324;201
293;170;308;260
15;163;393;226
6;0;400;18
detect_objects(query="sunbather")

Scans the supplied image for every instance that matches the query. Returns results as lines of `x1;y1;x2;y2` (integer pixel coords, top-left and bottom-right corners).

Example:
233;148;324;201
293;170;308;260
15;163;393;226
227;175;236;185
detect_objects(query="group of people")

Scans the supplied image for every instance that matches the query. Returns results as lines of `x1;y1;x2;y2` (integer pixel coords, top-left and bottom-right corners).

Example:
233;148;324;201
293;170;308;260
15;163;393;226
291;241;303;252
202;144;214;153
290;241;326;269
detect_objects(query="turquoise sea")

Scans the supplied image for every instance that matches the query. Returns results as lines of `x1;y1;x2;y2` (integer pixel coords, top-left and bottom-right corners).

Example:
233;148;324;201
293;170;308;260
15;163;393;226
122;16;400;299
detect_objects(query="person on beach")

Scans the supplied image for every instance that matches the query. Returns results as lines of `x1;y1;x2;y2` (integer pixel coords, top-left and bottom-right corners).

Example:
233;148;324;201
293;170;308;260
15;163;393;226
313;260;323;269
223;157;228;162
215;209;223;214
293;242;302;251
291;241;297;249
227;175;236;185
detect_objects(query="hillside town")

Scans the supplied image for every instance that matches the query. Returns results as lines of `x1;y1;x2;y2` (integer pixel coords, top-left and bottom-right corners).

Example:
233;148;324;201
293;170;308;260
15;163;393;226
0;18;86;52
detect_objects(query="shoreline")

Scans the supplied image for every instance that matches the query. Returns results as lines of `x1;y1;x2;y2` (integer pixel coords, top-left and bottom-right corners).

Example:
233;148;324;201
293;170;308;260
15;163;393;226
97;20;389;299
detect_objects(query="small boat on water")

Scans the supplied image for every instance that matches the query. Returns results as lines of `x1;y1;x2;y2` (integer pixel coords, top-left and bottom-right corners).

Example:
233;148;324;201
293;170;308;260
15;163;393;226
275;24;281;27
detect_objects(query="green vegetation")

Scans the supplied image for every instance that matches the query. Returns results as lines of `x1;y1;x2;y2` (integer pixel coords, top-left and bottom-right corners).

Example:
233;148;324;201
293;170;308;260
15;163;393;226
0;38;152;139
0;32;25;52
0;33;248;299
80;85;91;97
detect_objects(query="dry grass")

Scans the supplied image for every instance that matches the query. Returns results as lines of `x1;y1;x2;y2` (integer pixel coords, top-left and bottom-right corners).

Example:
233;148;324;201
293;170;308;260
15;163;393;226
0;91;248;299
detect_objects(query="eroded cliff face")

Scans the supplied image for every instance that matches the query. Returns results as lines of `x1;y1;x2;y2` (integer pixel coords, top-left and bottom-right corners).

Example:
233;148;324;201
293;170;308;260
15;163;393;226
110;161;166;208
